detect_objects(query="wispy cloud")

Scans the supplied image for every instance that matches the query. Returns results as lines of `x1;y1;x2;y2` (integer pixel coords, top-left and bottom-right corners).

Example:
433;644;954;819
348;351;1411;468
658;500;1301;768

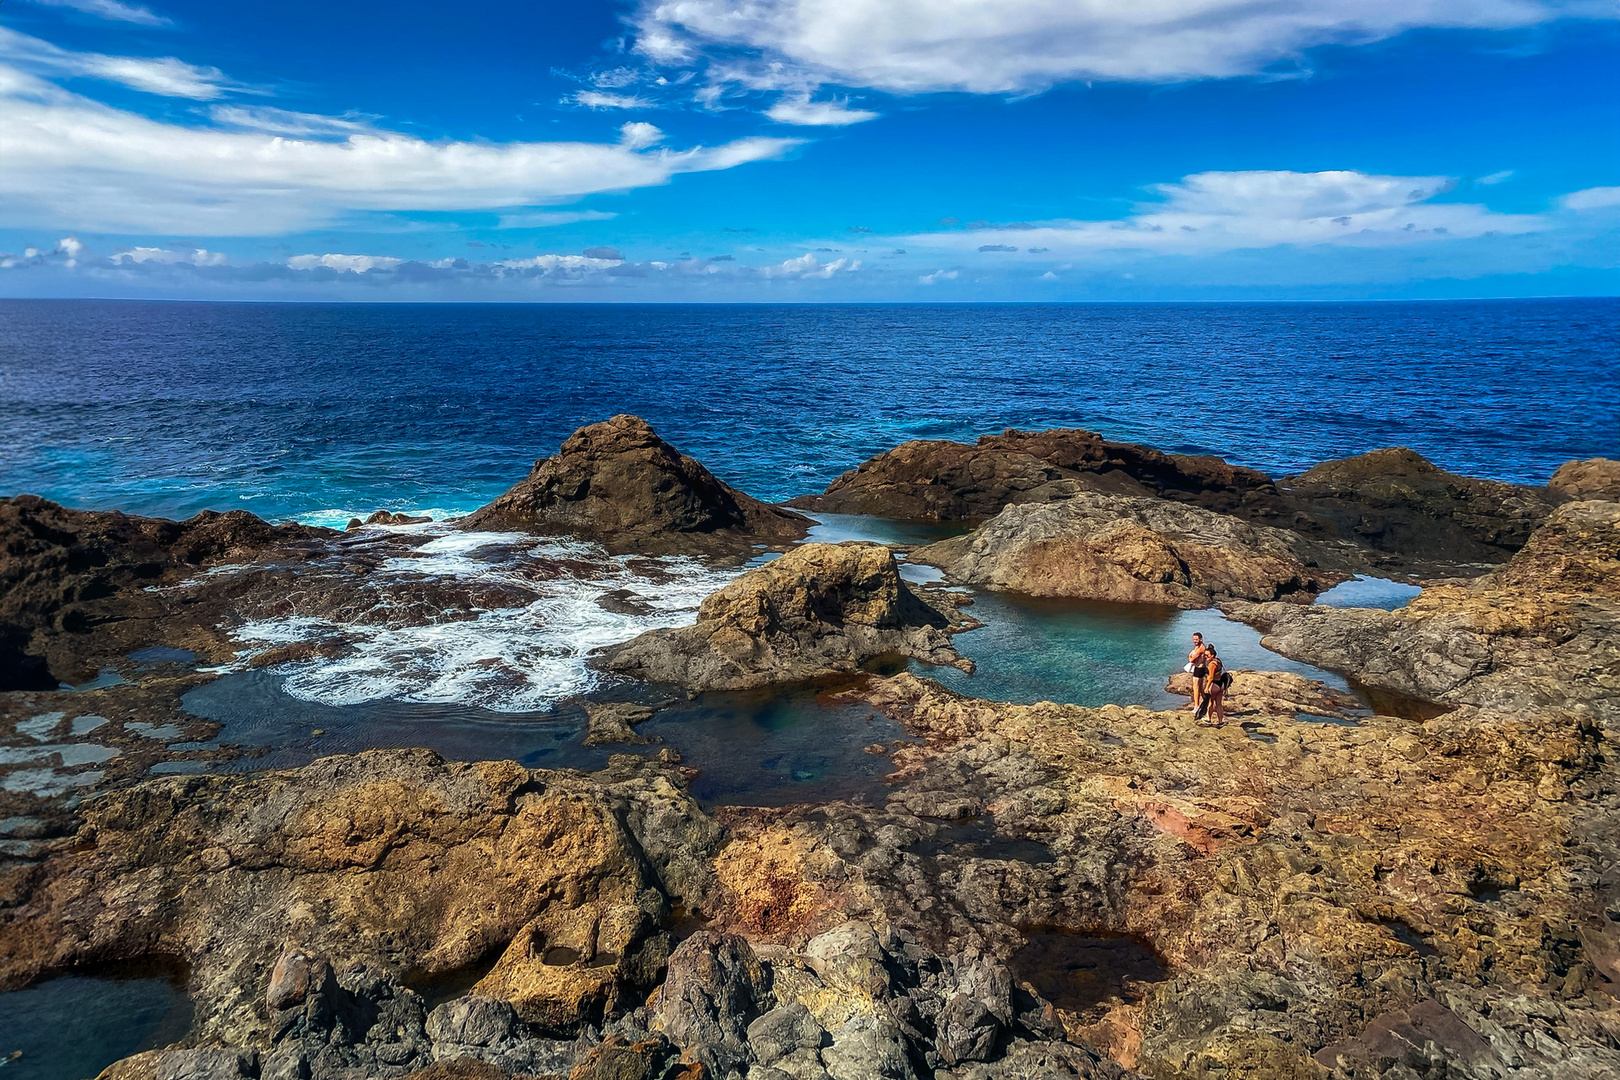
905;170;1546;255
569;90;656;110
21;0;169;27
1560;186;1620;211
495;210;619;229
0;27;243;99
0;60;801;234
764;94;878;126
632;0;1611;95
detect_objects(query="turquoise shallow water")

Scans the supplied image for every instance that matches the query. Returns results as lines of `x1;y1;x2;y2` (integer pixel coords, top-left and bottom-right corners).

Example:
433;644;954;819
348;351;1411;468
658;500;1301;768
917;593;1348;710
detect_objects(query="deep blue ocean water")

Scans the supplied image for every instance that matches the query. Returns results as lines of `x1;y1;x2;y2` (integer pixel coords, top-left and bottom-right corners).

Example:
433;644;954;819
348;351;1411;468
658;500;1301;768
2;299;1614;524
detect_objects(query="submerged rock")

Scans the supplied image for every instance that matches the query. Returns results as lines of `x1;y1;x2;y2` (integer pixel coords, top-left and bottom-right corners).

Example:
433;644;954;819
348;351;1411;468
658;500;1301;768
460;414;808;557
598;542;970;690
912;492;1354;607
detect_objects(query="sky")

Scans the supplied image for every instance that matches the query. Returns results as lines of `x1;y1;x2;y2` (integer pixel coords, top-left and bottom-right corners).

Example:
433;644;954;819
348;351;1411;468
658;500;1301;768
0;0;1616;301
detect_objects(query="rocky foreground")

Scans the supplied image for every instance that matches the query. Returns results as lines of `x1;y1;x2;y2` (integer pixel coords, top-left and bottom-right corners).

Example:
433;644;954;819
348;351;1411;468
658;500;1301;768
0;422;1616;1080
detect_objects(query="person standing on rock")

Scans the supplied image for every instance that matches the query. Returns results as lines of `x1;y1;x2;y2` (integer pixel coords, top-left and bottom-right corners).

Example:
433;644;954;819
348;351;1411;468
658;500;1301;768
1199;647;1228;726
1185;632;1212;712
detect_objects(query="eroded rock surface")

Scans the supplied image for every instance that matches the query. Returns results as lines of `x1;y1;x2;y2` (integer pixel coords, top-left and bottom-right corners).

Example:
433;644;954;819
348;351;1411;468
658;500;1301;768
461;415;808;557
0;495;337;690
912;493;1355;607
600;542;971;689
789;428;1282;523
1278;447;1552;565
1549;457;1620;503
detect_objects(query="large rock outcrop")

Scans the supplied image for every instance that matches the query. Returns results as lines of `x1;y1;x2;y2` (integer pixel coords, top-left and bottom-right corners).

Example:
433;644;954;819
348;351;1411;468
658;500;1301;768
1277;447;1552;564
0;495;336;690
0;750;723;1046
790;427;1283;523
461;415;808;557
794;432;1561;572
911;492;1355;608
599;542;968;690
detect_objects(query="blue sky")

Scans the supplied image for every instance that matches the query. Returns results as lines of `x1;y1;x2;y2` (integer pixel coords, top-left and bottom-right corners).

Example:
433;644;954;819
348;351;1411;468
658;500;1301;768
1;0;1616;300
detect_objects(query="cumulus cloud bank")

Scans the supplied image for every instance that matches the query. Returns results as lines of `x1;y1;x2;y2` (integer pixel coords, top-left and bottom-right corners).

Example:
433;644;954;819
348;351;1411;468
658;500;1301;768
633;0;1608;94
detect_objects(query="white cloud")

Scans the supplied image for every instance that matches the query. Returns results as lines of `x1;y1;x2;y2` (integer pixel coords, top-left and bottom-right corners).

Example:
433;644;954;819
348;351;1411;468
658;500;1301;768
287;253;404;273
21;0;169;26
618;121;665;149
632;0;1607;94
0;27;240;99
762;252;860;278
918;269;958;284
904;170;1545;255
207;105;377;137
1560;186;1620;211
115;245;227;266
494;254;625;272
1478;169;1515;185
495;209;619;229
571;90;656;109
0;61;802;234
764;94;878;126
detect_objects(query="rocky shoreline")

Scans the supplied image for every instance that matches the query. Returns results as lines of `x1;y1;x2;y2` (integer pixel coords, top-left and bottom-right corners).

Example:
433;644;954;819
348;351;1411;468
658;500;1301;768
1;419;1615;1080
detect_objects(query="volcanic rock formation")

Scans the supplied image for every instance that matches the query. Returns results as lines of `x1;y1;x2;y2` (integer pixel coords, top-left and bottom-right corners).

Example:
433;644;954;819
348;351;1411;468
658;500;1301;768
461;415;809;557
599;542;971;690
796;432;1557;573
789;427;1282;522
1277;447;1552;565
0;495;337;691
911;492;1357;607
1548;457;1620;503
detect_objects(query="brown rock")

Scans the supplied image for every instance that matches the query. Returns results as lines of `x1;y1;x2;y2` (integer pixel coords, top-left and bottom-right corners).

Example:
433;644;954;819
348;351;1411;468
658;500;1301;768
598;543;969;690
912;493;1354;607
790;427;1280;522
1280;446;1551;564
1548;457;1620;503
582;702;659;747
460;415;807;557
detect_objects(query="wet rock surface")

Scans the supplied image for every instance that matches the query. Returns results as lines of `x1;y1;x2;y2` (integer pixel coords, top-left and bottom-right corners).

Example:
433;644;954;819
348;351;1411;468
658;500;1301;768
462;415;809;558
599;543;973;690
911;493;1357;607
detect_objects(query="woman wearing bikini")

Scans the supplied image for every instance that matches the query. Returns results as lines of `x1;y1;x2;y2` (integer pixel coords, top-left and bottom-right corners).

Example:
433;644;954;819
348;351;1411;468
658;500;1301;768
1201;647;1228;726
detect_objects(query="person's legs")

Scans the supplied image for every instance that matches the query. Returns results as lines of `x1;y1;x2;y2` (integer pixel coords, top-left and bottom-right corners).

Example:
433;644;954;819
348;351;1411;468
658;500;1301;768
1212;687;1226;725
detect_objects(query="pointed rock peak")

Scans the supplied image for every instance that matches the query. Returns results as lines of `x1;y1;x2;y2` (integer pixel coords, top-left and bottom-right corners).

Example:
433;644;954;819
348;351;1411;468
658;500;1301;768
460;415;807;557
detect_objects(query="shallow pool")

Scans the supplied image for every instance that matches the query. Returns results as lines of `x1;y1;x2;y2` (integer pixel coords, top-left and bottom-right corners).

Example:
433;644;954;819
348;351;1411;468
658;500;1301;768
0;970;191;1080
916;591;1350;710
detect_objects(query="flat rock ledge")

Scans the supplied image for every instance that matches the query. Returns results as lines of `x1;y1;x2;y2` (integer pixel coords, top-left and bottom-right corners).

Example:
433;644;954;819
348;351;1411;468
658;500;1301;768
911;491;1356;608
599;541;971;690
460;414;808;558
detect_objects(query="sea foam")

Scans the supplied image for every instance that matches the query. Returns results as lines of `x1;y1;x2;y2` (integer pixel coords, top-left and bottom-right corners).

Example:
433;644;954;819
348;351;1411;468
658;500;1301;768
230;527;737;711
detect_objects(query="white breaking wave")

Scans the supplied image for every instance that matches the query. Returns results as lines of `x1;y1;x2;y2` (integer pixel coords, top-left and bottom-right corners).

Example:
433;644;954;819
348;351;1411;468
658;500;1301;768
230;527;738;711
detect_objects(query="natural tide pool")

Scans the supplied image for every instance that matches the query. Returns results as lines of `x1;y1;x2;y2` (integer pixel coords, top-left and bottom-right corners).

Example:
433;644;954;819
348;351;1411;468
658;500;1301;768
0;969;192;1080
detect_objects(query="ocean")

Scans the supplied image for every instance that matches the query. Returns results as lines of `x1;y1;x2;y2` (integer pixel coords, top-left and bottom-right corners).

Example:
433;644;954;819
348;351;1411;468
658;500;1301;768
2;298;1615;525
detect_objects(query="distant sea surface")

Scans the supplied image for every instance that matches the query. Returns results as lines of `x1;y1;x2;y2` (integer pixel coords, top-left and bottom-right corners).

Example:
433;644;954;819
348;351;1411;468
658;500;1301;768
2;299;1615;525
